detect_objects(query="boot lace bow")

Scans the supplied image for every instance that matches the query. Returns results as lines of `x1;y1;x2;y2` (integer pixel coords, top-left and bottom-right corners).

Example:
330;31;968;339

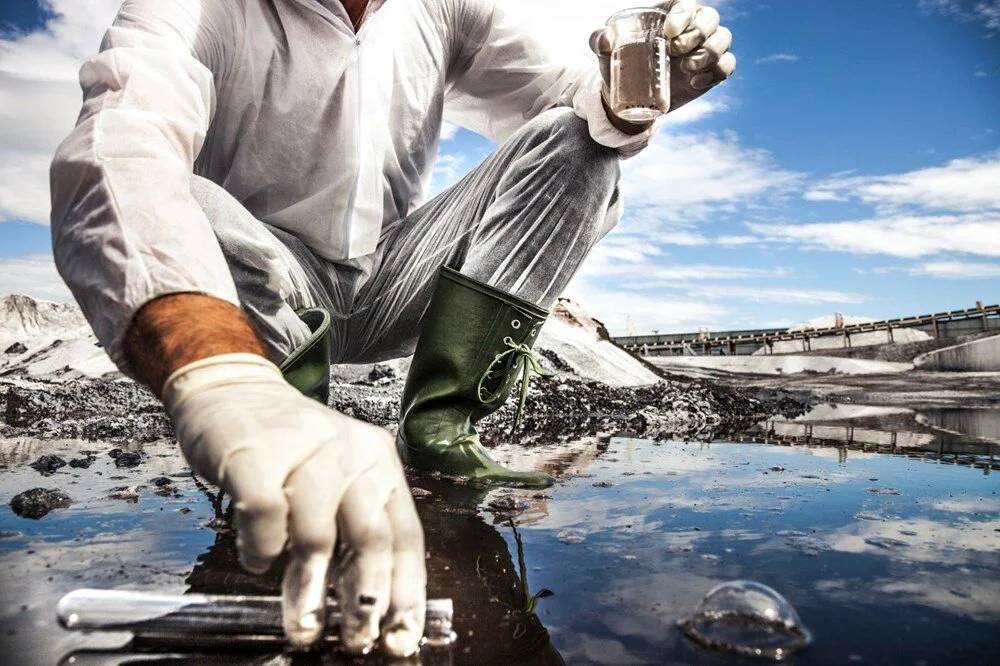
477;336;553;433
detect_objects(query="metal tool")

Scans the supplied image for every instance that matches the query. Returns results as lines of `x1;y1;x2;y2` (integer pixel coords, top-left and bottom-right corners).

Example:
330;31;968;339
57;588;455;650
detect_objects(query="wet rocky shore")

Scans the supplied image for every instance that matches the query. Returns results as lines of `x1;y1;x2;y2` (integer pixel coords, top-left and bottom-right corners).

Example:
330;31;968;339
0;360;812;446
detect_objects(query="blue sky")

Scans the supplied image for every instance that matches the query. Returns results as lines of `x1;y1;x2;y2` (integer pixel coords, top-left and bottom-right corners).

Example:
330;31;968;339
1;1;997;334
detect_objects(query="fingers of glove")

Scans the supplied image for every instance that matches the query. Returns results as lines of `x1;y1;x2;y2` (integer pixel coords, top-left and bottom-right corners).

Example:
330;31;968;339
670;5;720;55
589;28;611;56
281;460;340;646
655;0;697;38
680;26;732;73
334;481;395;654
225;450;289;574
381;478;427;658
589;28;611;84
691;51;736;89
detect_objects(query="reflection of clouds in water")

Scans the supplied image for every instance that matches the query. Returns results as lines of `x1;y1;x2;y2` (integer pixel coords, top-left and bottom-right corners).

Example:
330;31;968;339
930;497;1000;513
877;575;1000;622
792;403;914;422
560;633;649;665
534;493;675;532
823;517;1000;564
556;570;725;665
815;573;1000;623
759;444;881;461
0;529;195;661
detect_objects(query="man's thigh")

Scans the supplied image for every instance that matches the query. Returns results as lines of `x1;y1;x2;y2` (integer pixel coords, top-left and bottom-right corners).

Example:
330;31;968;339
341;108;620;364
337;174;486;363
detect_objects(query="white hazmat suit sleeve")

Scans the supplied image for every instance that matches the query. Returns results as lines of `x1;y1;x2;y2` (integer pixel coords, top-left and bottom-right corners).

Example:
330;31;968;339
49;0;240;374
444;0;654;155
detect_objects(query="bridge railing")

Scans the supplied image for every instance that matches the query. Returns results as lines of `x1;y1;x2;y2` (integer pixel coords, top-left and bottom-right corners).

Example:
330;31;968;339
613;302;1000;355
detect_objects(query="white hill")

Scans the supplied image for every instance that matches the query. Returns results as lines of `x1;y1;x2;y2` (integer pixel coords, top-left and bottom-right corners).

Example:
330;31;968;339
1;294;90;352
788;313;876;331
540;299;660;387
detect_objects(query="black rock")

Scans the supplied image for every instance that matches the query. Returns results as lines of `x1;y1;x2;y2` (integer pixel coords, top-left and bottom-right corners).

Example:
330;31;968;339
68;457;94;469
29;455;67;475
150;476;173;487
10;488;73;519
114;451;143;467
107;448;123;459
4;341;28;355
367;364;396;382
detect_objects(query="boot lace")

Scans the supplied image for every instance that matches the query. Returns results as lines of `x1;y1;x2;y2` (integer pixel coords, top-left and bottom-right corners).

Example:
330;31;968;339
477;336;553;434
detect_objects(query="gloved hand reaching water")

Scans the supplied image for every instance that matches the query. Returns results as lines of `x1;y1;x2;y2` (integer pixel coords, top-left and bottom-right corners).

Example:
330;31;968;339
590;0;736;129
162;353;426;656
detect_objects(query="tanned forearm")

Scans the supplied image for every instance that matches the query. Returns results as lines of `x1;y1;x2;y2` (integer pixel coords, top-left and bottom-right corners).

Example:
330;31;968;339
124;293;268;398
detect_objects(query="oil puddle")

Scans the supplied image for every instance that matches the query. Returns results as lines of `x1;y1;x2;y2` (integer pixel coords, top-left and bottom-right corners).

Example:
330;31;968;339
2;429;999;664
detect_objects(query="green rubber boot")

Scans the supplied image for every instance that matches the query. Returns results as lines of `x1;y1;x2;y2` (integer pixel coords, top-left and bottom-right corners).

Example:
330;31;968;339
397;267;554;487
280;307;332;403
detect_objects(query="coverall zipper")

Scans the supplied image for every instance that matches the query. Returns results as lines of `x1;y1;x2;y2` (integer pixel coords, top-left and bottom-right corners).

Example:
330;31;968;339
341;36;364;254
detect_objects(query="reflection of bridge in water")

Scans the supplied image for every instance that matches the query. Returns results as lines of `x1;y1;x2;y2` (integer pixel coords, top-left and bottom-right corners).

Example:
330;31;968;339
738;417;998;474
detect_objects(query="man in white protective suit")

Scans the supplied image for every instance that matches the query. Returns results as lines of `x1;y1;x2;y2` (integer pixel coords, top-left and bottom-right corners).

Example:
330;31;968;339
50;0;734;655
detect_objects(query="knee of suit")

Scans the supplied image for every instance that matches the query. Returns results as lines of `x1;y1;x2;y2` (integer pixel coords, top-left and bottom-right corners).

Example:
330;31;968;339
537;108;621;205
188;174;298;300
525;108;620;185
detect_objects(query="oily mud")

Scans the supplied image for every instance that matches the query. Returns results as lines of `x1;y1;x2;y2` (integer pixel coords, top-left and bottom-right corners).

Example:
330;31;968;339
0;361;811;446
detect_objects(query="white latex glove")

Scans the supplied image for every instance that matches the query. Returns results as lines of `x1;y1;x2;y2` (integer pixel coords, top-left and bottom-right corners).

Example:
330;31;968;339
590;0;737;118
162;353;426;656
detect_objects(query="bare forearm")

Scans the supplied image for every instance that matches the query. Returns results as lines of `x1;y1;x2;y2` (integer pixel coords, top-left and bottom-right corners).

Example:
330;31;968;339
124;293;268;397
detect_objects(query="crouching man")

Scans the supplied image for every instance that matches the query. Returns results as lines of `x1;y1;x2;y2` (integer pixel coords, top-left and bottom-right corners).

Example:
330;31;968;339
50;0;733;654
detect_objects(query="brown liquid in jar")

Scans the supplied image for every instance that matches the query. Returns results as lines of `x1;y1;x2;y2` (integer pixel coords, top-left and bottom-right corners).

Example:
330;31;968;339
610;38;669;121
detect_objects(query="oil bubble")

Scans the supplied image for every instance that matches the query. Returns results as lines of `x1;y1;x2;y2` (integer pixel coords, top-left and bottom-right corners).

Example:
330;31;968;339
678;580;812;661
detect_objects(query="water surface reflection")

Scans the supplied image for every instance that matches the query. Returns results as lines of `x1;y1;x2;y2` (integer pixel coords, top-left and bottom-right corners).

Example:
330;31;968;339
1;411;998;664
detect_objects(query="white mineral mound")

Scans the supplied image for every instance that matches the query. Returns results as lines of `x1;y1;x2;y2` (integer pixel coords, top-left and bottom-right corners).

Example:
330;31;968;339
649;354;912;376
0;294;118;381
788;314;876;331
0;294;90;351
755;312;930;354
538;298;660;387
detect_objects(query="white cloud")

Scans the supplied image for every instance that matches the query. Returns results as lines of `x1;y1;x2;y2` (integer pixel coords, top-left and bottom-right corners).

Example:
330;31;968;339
804;152;1000;213
914;260;1000;278
562;280;729;334
428;152;466;196
918;0;1000;31
686;285;867;304
802;189;844;202
715;234;758;246
768;153;1000;259
658;96;729;126
749;213;1000;258
439;121;459;141
755;53;798;64
580;238;788;281
621;130;802;229
0;254;71;301
0;0;122;225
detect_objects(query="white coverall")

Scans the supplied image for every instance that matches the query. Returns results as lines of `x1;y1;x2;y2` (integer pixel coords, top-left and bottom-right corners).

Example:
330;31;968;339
50;0;652;370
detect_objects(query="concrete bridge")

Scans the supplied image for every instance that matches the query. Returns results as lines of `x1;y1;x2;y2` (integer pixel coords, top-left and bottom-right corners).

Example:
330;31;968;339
613;302;1000;356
